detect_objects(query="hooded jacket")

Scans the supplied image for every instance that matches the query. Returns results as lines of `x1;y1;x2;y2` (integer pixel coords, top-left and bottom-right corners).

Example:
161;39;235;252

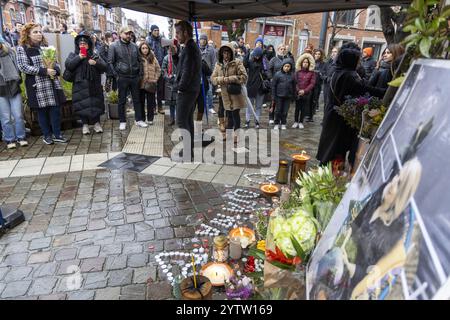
268;54;295;79
211;43;248;110
272;59;296;99
65;34;107;120
295;53;316;95
244;47;268;98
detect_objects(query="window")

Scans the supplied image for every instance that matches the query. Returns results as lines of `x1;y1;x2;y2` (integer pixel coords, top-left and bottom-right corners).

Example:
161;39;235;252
366;6;382;30
334;10;356;26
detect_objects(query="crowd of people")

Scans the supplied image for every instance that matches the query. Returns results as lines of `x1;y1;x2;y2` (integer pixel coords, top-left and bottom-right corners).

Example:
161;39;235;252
0;20;404;169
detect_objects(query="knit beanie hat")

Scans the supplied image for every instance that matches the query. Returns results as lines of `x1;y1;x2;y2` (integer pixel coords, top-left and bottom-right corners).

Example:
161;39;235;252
151;25;159;32
252;47;263;58
363;47;373;57
200;34;208;41
255;36;264;47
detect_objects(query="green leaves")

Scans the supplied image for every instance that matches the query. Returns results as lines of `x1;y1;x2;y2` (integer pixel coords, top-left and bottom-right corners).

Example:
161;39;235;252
291;236;306;262
388;76;405;88
248;247;266;261
419;37;432;57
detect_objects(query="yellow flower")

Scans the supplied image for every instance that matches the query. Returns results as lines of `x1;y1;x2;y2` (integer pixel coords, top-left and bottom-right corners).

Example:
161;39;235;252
257;240;266;251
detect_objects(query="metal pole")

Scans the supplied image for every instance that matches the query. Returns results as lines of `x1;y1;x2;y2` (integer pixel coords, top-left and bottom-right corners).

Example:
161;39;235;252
0;2;5;38
319;11;329;50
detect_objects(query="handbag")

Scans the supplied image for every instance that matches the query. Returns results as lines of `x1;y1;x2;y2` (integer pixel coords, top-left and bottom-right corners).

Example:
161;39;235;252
227;83;242;95
62;68;75;82
144;81;157;93
259;73;271;94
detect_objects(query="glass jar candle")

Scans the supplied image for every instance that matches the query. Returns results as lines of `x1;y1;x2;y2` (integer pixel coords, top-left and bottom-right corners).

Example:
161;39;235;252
229;237;242;260
213;235;229;262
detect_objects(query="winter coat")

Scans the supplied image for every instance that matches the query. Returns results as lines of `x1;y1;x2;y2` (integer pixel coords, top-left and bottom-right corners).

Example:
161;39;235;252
211;43;248;111
271;59;296;99
369;61;393;92
140;57;161;89
295;53;316;95
65;36;107;120
162;52;179;104
108;40;142;78
16;44;64;109
268;54;295;79
244;54;268;98
147;35;166;66
361;56;377;80
0;43;21;98
99;43;114;77
176;38;202;94
199;44;216;71
316;47;385;165
314;60;326;85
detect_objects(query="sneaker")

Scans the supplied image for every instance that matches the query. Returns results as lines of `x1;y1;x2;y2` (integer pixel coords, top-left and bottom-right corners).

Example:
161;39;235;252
53;135;69;143
82;124;90;135
6;142;16;149
281;125;287;130
298;123;304;129
269;119;274;125
274;125;279;130
17;139;28;147
292;122;299;128
119;122;127;131
146;120;154;125
209;109;217;114
136;120;149;128
42;136;54;145
244;121;250;128
262;103;268;108
255;122;260;129
93;122;103;133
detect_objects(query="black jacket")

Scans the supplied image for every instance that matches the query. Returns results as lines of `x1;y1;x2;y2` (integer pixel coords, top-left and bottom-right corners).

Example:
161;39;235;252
108;40;142;78
361;56;377;80
272;62;296;99
268;54;295;79
369;61;392;92
99;43;114;77
176;38;202;94
244;55;268;98
65;37;108;120
314;60;327;85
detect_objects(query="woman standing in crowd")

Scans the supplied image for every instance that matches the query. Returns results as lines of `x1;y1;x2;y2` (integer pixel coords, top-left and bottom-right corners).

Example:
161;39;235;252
139;42;161;125
293;52;316;129
369;44;405;94
311;48;326;120
162;44;179;126
211;43;248;142
271;59;295;130
243;47;267;129
317;42;385;169
0;35;28;149
65;33;107;135
99;32;116;91
16;23;68;145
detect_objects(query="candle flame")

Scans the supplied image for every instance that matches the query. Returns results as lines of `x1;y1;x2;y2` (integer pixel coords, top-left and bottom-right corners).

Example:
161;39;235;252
239;227;244;237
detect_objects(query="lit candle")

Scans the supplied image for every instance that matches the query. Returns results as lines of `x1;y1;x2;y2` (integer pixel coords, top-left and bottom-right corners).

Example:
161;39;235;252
229;237;242;260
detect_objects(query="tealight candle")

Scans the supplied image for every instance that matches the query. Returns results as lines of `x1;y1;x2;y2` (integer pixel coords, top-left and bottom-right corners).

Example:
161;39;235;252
199;247;205;254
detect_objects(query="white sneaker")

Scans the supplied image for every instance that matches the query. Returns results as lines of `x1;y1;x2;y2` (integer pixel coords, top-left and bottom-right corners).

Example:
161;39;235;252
210;109;217;114
292;122;299;128
262;103;267;108
274;125;279;130
93;122;103;133
146;120;153;125
298;122;304;129
136;120;148;128
82;124;90;135
119;122;127;131
6;142;16;149
281;125;287;130
269;120;274;125
18;139;28;147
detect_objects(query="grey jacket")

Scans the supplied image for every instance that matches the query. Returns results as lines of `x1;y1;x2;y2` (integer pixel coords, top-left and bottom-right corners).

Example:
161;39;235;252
108;40;142;78
199;45;216;71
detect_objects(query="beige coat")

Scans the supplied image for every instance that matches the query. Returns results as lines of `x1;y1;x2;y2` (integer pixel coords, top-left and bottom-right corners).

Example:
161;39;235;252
141;57;161;89
211;43;248;111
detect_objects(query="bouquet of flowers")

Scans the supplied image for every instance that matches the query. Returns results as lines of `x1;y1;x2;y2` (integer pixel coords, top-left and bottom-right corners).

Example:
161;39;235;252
41;46;57;79
360;104;388;140
225;271;254;300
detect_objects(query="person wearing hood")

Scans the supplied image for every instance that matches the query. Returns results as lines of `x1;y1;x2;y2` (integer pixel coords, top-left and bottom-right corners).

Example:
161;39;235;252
162;44;180;126
264;44;275;62
293;53;316;129
211;43;248;140
271;59;296;130
255;36;264;49
361;47;377;80
0;35;28;149
369;44;404;94
147;24;167;115
65;33;108;135
316;42;385;168
243;46;267;128
199;34;216;114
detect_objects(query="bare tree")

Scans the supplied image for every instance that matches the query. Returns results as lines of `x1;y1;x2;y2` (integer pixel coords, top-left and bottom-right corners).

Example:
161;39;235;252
327;9;367;54
213;19;249;42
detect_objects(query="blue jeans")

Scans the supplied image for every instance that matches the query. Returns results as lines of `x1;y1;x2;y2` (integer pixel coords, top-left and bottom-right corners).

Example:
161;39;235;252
206;79;213;110
246;92;264;123
36;107;61;138
169;103;176;121
0;94;26;142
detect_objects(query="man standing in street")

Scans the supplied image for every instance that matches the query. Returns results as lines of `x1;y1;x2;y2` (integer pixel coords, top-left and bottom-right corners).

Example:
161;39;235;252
199;34;216;114
361;47;376;80
147;24;166;114
108;26;147;130
175;20;202;161
237;36;248;56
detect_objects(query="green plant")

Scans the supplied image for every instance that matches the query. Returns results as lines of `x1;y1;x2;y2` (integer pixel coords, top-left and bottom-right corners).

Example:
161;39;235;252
402;0;450;58
106;90;119;104
60;79;73;100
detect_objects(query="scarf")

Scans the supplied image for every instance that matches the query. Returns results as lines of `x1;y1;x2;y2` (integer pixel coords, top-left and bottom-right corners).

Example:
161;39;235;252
168;48;173;77
0;45;21;86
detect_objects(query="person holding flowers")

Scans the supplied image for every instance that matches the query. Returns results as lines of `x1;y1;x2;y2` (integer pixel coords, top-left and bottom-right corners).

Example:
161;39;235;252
16;23;68;145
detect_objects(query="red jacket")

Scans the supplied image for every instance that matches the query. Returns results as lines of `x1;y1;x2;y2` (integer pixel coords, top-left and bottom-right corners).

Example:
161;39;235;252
295;69;316;95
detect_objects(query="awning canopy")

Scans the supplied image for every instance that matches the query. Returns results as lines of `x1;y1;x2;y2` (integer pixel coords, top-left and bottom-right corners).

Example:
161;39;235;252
92;0;411;21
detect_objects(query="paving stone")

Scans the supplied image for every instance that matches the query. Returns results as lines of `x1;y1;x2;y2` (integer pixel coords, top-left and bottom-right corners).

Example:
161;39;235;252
0;267;9;280
29;237;52;250
4;241;29;254
78;246;101;259
57;260;80;275
108;269;133;287
67;290;95;300
164;239;183;251
38;293;67;300
108;211;124;221
100;244;123;256
94;287;121;300
126;204;143;214
45;225;67;236
21;232;44;241
33;262;58;278
174;226;195;238
153;218;171;229
90;210;107;220
28;277;58;296
136;230;155;242
3;253;29;266
104;255;127;271
54;248;78;261
109;203;125;212
83;271;108;289
28;251;51;264
120;284;146;300
123;243;143;254
4;266;33;282
144;206;161;215
126;214;144;223
53;235;75;247
156;227;174;240
69;217;88;228
1;281;32;298
127;253;149;268
133;266;156;284
80;257;105;273
146;282;172;300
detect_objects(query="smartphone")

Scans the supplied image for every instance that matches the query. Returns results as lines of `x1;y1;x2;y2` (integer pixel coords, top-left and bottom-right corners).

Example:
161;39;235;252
80;47;87;57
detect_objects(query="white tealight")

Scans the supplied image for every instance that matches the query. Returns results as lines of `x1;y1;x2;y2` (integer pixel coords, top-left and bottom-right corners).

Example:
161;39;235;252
164;252;169;257
158;260;164;266
199;247;205;253
193;248;198;253
162;269;169;274
170;252;175;256
195;230;201;235
167;272;173;277
182;271;187;277
167;276;174;282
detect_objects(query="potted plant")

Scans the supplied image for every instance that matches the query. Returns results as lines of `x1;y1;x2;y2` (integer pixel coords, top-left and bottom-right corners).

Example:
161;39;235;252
106;90;119;120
